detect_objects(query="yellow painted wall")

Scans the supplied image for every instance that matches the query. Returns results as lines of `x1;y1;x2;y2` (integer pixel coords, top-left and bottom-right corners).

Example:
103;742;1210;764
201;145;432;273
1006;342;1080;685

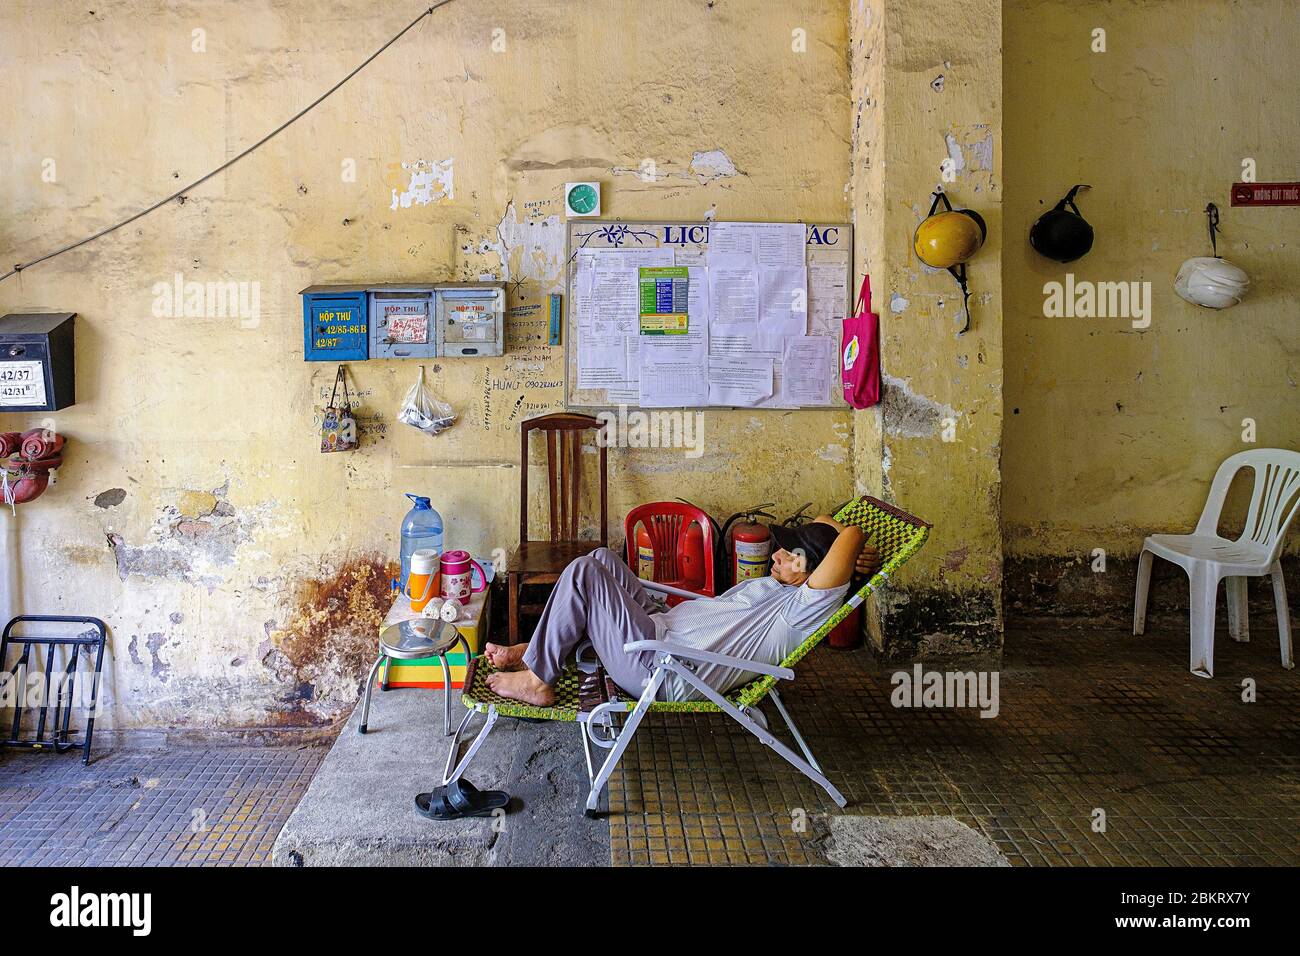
1004;0;1300;560
0;0;854;727
852;0;1004;654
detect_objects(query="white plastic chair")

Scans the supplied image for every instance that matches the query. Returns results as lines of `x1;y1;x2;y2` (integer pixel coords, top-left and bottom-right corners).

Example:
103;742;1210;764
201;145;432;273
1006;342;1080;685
1134;449;1300;678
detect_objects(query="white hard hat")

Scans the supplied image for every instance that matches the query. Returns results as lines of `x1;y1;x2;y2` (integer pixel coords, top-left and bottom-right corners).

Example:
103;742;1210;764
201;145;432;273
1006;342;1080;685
1174;256;1250;309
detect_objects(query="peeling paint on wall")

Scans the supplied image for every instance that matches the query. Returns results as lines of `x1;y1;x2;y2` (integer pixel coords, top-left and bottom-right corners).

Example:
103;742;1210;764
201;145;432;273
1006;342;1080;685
945;126;992;175
943;133;966;176
817;442;849;464
145;632;170;681
880;374;959;438
964;129;993;171
487;201;565;291
389;158;454;209
106;486;282;590
609;149;742;185
93;488;126;509
689;149;740;182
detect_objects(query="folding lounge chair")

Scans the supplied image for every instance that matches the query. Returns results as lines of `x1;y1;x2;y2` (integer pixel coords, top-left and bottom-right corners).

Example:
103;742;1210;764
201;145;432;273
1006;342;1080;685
440;496;931;817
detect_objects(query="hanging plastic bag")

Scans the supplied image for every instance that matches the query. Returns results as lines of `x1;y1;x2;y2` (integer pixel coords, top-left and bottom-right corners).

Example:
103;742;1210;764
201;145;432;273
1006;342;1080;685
398;365;456;436
320;365;358;454
841;275;881;409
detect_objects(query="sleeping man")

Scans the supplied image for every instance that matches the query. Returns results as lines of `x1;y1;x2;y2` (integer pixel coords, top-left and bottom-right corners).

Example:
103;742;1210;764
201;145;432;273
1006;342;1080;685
484;515;878;706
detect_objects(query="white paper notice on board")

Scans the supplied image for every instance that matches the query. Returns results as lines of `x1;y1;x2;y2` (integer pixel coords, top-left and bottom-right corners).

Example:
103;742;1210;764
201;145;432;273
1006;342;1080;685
622;335;641;394
708;355;774;407
708;222;805;268
709;334;755;355
809;259;849;336
577;338;626;388
708;253;759;329
758;266;808;349
588;248;673;337
640;266;709;406
639;363;709;407
574;250;598;313
576;247;673;390
674;248;708;269
780;336;836;406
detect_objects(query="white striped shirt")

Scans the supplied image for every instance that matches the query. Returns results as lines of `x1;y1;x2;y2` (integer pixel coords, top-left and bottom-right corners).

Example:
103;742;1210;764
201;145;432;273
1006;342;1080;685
652;577;848;702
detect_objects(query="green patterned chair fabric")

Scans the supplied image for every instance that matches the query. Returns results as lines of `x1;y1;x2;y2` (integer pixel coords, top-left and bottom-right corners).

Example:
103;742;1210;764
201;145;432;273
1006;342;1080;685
461;496;931;720
461;655;590;721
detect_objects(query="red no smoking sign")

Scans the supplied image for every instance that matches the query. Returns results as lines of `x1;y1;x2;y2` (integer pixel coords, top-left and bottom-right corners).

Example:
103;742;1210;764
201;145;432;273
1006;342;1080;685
1231;182;1300;206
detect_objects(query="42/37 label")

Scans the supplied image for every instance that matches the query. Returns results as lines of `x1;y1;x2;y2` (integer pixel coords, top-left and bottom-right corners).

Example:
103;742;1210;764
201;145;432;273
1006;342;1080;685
0;361;47;406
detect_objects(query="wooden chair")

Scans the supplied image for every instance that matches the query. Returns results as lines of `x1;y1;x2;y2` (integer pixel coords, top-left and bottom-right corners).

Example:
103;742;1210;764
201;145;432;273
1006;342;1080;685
506;413;609;644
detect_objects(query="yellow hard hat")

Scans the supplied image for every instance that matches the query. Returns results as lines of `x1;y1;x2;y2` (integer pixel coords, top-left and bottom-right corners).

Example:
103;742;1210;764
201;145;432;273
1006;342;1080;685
913;209;986;269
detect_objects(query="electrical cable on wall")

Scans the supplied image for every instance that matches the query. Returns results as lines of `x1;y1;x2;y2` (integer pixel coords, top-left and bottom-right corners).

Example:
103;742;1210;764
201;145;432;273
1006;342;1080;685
0;1;456;284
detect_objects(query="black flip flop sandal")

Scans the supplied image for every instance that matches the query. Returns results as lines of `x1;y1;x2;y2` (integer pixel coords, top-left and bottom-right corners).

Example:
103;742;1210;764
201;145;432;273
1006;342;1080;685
414;779;510;820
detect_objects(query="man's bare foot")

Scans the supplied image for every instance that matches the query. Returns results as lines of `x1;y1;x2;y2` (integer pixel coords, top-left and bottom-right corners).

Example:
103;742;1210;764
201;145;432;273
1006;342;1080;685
485;668;555;707
484;642;527;671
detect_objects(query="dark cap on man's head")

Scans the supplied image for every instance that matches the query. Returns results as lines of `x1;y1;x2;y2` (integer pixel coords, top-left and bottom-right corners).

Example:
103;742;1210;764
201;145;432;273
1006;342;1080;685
767;522;839;573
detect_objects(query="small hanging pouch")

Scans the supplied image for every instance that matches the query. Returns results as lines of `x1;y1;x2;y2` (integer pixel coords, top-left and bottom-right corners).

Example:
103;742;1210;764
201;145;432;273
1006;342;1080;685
321;365;358;453
841;275;881;409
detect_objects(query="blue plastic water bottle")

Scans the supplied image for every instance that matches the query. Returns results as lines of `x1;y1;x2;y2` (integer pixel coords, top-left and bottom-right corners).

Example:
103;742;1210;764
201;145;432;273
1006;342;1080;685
399;494;444;588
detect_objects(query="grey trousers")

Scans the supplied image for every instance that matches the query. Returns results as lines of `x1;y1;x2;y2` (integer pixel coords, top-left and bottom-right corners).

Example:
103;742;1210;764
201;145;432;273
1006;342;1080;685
522;547;659;695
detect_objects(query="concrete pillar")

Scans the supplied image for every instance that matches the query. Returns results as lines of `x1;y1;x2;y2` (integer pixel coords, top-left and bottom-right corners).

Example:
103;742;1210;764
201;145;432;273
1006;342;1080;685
0;507;18;626
851;0;1004;659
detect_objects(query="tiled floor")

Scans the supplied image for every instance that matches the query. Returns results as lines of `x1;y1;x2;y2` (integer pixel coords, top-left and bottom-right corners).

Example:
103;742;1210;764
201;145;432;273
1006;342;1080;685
0;736;327;866
609;621;1300;866
1;621;1294;867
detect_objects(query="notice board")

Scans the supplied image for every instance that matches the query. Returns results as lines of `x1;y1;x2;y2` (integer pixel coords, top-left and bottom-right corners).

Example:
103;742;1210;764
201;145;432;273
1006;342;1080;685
565;220;852;409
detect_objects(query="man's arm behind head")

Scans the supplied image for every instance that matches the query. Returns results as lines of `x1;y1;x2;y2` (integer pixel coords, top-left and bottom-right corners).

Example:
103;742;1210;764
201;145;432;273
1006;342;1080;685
807;519;867;591
808;513;882;586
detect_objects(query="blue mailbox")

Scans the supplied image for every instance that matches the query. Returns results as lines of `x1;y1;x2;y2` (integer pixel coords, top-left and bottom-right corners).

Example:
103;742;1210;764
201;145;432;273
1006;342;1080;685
301;286;369;362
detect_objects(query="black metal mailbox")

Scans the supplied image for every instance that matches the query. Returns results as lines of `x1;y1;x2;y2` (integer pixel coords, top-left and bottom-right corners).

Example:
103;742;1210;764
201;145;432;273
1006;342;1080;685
0;313;76;413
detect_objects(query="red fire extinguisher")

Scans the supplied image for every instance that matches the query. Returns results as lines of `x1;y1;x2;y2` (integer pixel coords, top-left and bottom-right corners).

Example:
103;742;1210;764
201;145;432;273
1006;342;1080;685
679;519;706;589
635;523;656;580
720;504;777;587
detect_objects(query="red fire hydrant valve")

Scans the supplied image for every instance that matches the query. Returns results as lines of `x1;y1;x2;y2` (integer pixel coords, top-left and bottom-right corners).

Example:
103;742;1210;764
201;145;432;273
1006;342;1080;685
0;428;65;506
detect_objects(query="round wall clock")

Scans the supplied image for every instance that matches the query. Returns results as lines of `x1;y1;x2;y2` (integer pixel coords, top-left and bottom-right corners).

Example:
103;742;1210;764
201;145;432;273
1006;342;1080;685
566;182;600;217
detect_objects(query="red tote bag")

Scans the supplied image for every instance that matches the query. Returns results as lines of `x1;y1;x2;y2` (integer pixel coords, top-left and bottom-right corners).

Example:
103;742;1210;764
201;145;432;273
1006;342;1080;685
841;275;881;409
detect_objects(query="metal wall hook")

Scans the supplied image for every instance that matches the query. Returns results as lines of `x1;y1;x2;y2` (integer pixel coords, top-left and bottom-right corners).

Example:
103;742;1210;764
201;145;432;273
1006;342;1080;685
928;188;954;216
1060;183;1092;213
950;263;973;336
1205;202;1222;257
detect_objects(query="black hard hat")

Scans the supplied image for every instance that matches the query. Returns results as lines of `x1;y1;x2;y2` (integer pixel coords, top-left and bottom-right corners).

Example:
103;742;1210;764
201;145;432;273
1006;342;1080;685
1030;184;1094;263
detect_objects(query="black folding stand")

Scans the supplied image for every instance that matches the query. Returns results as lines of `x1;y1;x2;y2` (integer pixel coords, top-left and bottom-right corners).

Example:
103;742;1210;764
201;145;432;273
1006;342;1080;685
1;616;108;765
